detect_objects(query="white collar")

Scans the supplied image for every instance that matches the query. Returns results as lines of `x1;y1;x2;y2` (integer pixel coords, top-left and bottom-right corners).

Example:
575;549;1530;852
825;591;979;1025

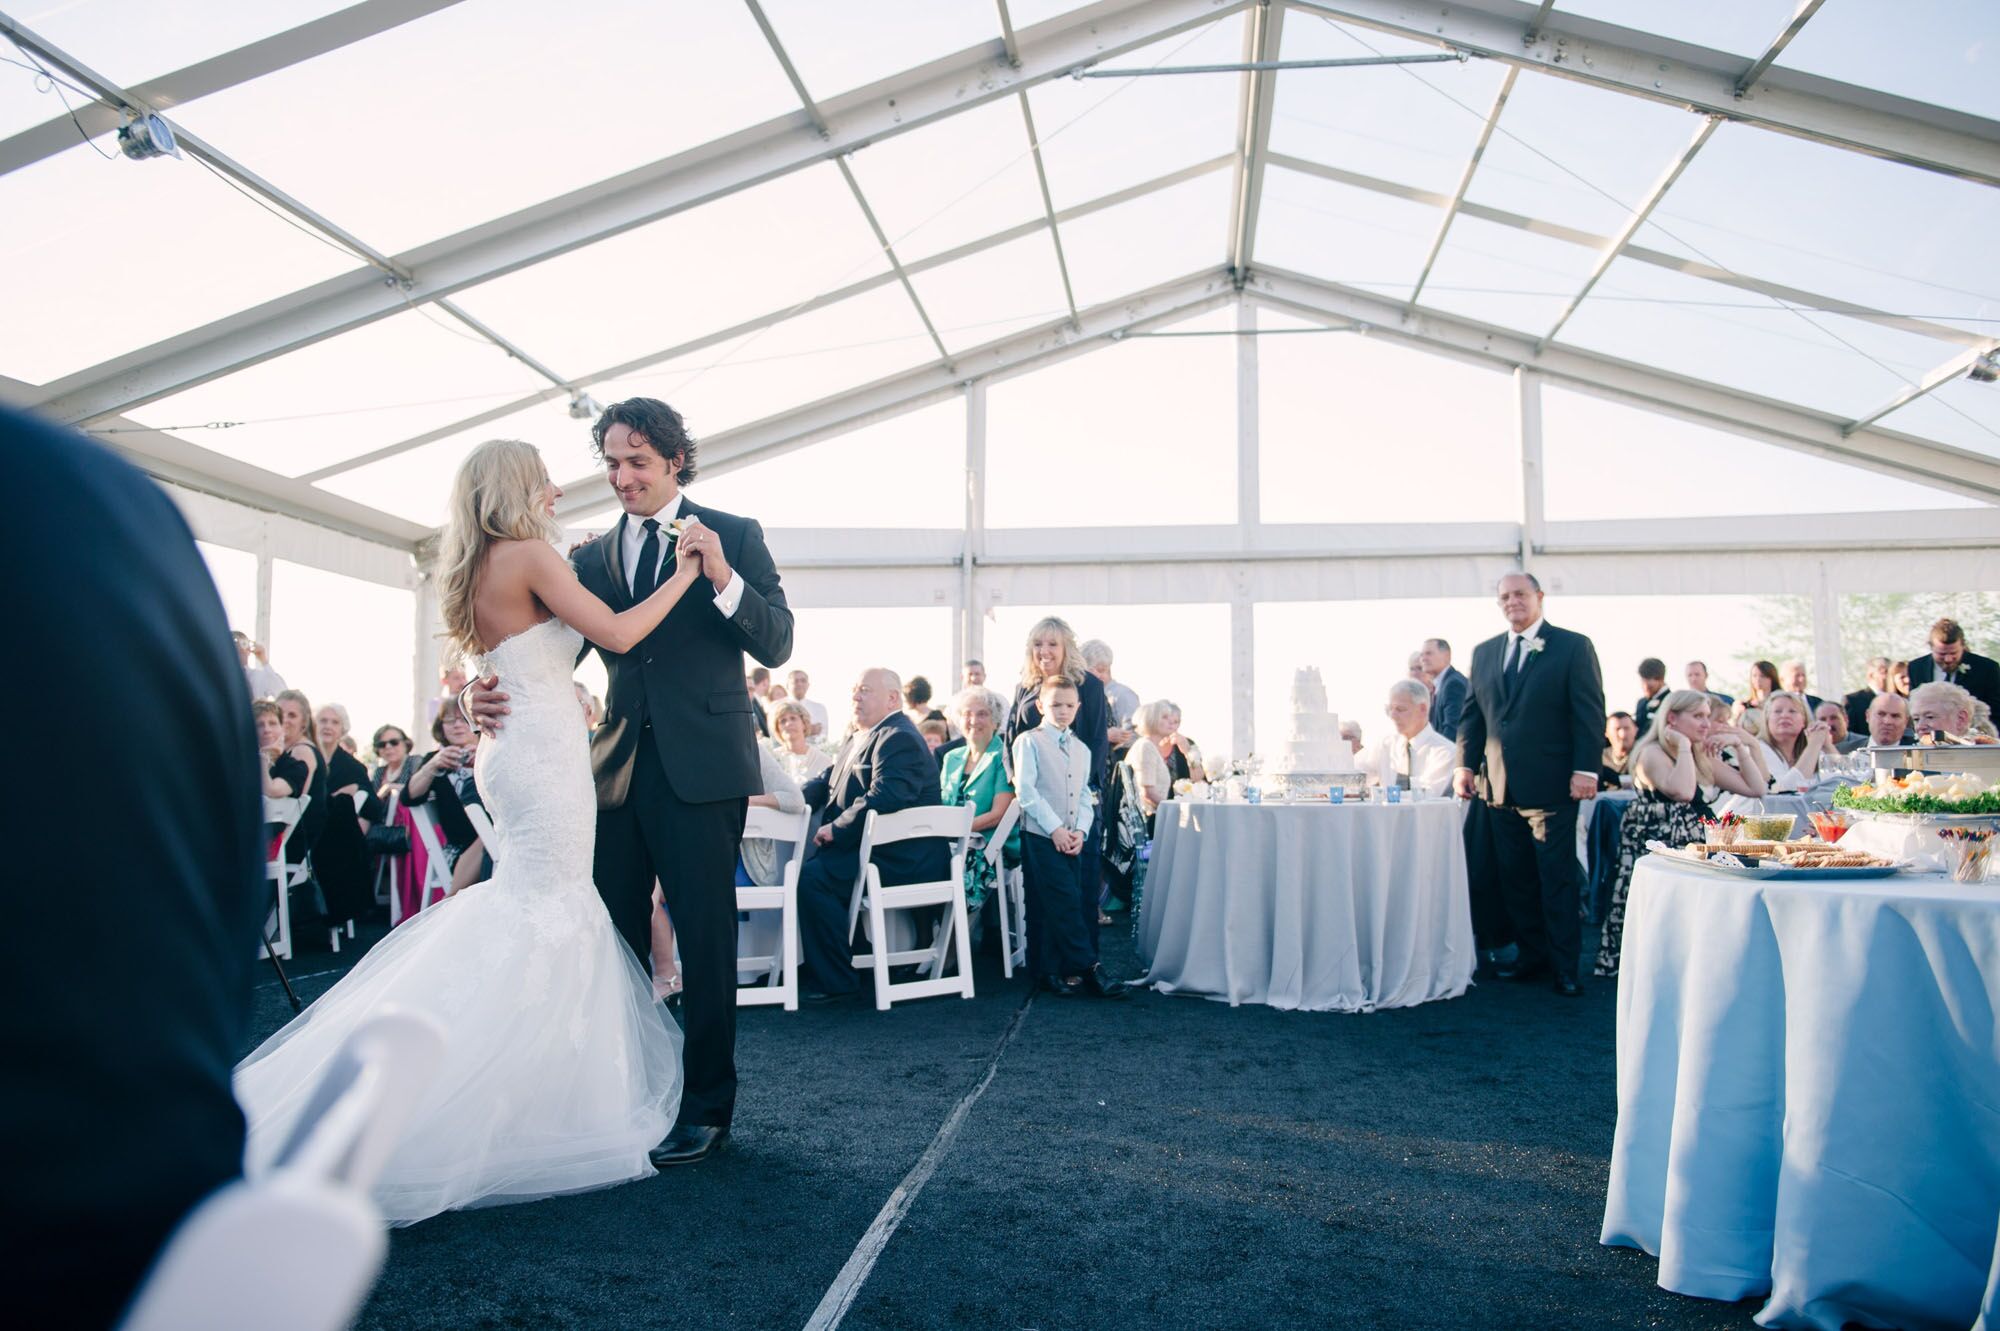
1509;618;1545;643
624;493;685;539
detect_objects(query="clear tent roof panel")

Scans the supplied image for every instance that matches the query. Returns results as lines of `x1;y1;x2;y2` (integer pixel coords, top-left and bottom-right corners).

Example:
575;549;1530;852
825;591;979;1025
1254;163;1439;292
754;0;1002;105
1561;257;1960;421
1414;213;1603;334
163;0;800;256
8;0;354;88
1555;0;1806;59
126;309;556;477
905;230;1073;354
1778;0;2000;122
1056;165;1234;310
316;396;585;529
840;94;1047;265
0;143;356;385
586;282;938;447
1879;379;2000;463
1268;17;1510;198
1462;72;1709;240
1637;124;2000;343
1023;13;1244;213
445;162;894;382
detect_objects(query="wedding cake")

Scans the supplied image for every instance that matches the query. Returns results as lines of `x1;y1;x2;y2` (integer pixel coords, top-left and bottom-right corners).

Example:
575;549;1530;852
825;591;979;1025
1273;667;1360;775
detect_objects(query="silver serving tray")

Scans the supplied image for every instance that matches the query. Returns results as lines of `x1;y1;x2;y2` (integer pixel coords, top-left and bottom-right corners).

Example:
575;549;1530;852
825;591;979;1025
1648;847;1902;881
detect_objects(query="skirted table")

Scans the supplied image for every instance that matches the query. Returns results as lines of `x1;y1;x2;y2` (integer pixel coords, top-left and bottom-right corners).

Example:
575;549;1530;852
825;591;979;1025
1135;798;1473;1012
1602;853;2000;1330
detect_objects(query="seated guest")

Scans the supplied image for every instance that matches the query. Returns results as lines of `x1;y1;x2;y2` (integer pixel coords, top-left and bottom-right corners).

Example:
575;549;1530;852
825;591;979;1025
1907;616;2000;718
1081;638;1140;743
7;405;264;1327
903;674;954;736
962;658;986;688
769;699;835;784
1595;691;1766;977
796;669;947;1002
1601;711;1639;787
1815;700;1868;754
312;702;382;928
939;686;1018;927
1866;691;1912;748
740;743;807;886
1891;659;1911;696
1419;638;1467;741
1779;660;1825;713
918;717;951;754
369;724;418;794
746;666;773;738
1685;659;1732;707
1845;657;1890;736
1909;680;1999;744
423;660;467;733
1361;680;1455;797
404;707;490;892
1124;701;1180;821
1735;659;1780;732
574;681;602;730
271;689;329;872
1339;719;1363;756
1757;691;1831;790
1633;658;1670;732
1157;702;1207;783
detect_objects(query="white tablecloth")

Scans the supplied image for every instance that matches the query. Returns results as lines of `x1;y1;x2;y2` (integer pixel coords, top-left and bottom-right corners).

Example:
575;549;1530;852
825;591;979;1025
1135;799;1473;1012
1603;854;2000;1330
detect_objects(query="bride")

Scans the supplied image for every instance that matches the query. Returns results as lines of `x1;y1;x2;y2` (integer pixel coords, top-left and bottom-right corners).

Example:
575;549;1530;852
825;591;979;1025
236;438;704;1225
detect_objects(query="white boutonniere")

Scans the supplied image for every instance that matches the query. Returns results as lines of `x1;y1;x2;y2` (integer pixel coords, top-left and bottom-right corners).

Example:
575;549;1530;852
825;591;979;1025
1523;635;1546;659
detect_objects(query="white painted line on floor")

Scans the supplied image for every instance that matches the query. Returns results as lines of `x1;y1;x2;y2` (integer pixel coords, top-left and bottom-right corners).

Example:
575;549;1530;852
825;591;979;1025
802;993;1037;1331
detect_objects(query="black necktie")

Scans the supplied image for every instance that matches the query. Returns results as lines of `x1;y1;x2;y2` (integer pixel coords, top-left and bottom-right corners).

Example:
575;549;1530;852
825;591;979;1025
632;518;661;600
1503;636;1522;691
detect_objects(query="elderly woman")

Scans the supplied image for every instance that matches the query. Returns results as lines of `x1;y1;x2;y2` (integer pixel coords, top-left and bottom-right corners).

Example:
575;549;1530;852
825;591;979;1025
1595;691;1766;977
404;707;489;893
939;686;1018;922
1910;680;1999;743
1122;700;1179;821
369;724;418;793
769;699;834;784
312;702;381;929
1754;690;1832;790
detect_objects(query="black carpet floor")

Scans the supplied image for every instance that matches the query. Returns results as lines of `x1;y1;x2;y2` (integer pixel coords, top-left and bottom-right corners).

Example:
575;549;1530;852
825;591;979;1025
246;920;1763;1331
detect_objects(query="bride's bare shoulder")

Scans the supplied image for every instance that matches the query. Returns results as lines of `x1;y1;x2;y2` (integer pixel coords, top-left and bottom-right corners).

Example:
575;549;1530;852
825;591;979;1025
485;538;562;570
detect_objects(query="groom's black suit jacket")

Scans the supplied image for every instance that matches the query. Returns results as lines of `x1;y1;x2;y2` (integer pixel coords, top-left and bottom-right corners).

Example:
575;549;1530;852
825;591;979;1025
574;499;793;807
1455;622;1606;809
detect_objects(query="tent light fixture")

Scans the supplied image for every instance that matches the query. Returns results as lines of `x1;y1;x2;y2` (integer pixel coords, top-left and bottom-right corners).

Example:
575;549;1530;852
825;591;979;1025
116;111;178;160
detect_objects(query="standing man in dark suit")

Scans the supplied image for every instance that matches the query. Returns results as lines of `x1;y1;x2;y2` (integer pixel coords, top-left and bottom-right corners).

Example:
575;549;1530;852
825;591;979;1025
1419;638;1469;742
470;399;791;1166
4;405;266;1326
1453;572;1606;997
1632;657;1670;733
795;669;948;1002
1906;618;2000;720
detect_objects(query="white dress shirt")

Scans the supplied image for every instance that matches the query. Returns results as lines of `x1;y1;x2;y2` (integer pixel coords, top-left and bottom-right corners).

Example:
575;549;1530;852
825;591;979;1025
619;493;744;617
1362;725;1456;797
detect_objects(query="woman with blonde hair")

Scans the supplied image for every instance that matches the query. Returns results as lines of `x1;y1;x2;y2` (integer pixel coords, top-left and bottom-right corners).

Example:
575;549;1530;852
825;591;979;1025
235;437;710;1226
1595;691;1766;976
1757;690;1831;790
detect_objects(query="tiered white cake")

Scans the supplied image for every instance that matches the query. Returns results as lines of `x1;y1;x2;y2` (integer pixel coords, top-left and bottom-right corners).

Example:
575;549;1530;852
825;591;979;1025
1273;667;1360;775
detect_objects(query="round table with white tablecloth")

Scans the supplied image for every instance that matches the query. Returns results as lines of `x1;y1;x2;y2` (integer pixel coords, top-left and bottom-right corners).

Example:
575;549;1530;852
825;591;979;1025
1135;798;1473;1013
1602;853;2000;1331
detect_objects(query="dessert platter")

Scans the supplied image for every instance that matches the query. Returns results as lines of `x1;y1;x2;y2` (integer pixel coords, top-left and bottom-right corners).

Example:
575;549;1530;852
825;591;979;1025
1266;667;1361;799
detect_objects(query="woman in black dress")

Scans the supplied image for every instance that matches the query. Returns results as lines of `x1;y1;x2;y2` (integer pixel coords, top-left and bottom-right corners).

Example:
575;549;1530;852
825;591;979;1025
271;690;329;867
312;702;382;928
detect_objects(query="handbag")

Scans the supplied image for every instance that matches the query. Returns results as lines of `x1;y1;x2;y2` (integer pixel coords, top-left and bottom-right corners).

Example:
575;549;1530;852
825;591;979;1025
364;823;410;856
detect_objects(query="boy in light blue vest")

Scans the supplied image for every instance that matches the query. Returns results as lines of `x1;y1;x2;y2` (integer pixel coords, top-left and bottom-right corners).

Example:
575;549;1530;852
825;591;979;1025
1012;677;1129;999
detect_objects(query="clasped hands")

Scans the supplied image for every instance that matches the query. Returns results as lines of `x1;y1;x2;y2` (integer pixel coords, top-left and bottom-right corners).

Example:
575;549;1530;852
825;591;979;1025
1051;827;1084;855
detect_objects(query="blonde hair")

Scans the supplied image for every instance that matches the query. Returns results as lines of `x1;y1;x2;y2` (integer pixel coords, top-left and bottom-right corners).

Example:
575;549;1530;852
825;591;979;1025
1630;689;1711;780
438;439;563;660
1761;690;1813;765
1018;616;1086;690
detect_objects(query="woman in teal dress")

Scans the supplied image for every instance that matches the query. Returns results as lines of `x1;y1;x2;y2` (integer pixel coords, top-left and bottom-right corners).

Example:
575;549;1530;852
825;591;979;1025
940;685;1018;917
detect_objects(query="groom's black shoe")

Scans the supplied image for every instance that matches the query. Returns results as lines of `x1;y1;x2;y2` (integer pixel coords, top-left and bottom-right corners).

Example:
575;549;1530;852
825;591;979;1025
650;1124;728;1169
1082;965;1133;1000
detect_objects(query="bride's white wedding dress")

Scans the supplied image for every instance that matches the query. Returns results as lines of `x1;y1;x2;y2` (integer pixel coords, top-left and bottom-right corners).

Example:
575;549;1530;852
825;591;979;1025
235;616;681;1225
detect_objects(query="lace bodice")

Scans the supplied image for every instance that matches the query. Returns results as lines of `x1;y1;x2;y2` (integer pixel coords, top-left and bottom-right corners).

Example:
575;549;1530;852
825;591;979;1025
473;616;594;896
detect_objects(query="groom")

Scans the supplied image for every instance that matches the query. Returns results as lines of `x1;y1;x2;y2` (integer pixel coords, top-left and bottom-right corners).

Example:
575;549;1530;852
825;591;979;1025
472;398;791;1165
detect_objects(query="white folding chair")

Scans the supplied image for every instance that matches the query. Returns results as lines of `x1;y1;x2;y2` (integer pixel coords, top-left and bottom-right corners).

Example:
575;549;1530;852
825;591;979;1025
846;805;976;1010
404;804;456;912
462;803;497;853
736;806;809;1011
262;795;311;963
979;800;1028;979
120;1010;446;1331
373;788;402;925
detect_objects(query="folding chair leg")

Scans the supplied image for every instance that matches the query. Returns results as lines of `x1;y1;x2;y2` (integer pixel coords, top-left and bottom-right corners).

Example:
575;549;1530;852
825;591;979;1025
953;889;975;998
995;877;1015;979
781;887;799;1012
869;894;891;1012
